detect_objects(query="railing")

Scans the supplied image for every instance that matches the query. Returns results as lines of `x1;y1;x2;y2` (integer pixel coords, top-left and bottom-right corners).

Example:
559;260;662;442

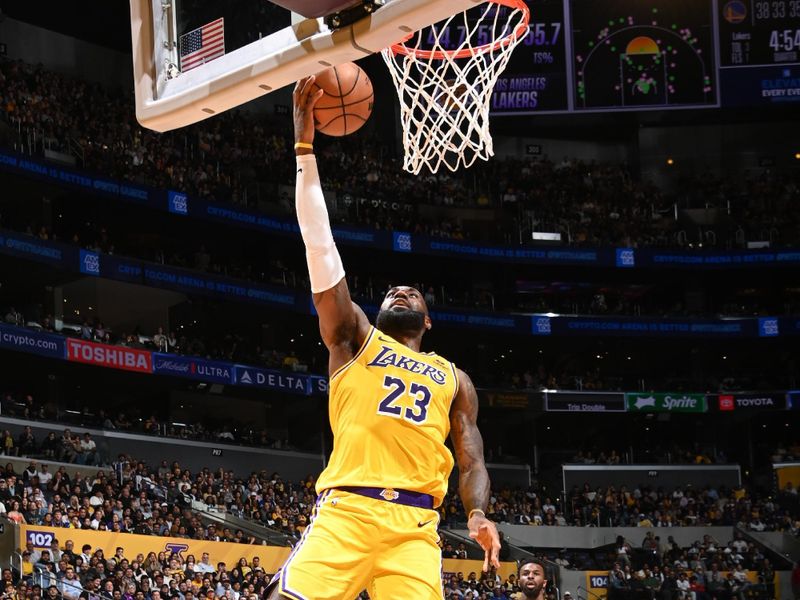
68;137;85;167
577;584;606;600
9;551;22;579
192;501;296;547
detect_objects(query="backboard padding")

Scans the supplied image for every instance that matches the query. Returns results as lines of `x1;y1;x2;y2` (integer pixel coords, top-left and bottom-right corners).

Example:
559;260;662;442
130;0;484;132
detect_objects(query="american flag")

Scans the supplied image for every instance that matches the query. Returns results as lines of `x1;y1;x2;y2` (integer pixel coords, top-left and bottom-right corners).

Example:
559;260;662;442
179;18;225;72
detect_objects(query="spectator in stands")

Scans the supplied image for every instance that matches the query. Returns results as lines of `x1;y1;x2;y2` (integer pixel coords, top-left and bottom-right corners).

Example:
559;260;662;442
616;535;633;567
442;542;457;558
642;568;662;600
5;307;23;325
59;429;76;462
676;572;691;600
58;566;83;600
689;576;708;600
39;432;58;459
153;327;168;352
194;553;215;574
609;563;629;600
18;428;37;457
455;542;468;560
77;432;98;465
1;570;13;594
659;567;680;600
20;550;36;581
6;499;26;524
1;430;14;456
81;320;94;340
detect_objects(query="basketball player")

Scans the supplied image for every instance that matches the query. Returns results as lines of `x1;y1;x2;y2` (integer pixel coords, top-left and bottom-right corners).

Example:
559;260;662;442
266;76;501;600
518;560;549;600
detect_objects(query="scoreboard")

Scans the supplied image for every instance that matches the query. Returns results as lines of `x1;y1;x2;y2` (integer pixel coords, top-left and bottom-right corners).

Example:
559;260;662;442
718;0;800;66
489;0;800;114
490;0;570;113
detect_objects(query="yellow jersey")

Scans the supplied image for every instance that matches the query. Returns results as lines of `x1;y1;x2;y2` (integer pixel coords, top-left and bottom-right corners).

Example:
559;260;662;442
316;326;459;506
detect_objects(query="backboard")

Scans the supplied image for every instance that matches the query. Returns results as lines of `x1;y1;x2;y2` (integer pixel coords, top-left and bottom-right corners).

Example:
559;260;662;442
130;0;483;132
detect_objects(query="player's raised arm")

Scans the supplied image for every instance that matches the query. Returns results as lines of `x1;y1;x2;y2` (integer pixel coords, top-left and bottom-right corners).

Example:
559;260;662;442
450;368;501;572
293;76;370;364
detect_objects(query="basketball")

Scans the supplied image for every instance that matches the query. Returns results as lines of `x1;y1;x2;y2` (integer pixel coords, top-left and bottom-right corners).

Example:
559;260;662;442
311;62;374;137
436;79;471;114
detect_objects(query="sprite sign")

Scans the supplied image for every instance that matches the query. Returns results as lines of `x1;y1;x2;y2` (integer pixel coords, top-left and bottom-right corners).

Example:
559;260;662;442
625;392;707;413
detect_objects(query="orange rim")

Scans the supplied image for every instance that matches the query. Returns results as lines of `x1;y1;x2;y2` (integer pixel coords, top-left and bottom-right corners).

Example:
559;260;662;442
388;0;530;60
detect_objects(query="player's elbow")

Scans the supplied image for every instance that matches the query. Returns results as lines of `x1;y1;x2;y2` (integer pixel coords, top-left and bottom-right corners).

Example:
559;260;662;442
456;455;487;478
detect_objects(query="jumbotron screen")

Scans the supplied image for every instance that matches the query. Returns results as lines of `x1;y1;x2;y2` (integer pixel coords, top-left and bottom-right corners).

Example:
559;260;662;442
489;0;800;114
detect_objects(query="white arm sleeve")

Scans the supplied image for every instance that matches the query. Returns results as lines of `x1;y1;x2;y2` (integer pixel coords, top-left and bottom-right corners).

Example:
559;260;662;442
295;154;345;293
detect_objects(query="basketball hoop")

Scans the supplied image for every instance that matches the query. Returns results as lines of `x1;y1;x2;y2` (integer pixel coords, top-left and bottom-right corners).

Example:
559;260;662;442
381;0;529;174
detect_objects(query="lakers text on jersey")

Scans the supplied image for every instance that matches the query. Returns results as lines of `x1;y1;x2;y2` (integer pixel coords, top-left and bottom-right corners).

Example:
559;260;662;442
315;326;459;506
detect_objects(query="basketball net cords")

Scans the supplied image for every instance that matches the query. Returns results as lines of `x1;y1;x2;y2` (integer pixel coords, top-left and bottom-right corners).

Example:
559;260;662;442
382;2;527;174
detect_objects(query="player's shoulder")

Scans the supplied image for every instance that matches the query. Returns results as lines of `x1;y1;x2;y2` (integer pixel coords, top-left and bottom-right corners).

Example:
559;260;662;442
454;366;473;387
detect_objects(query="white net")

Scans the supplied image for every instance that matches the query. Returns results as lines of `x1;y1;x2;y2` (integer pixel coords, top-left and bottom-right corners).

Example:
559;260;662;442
381;0;529;174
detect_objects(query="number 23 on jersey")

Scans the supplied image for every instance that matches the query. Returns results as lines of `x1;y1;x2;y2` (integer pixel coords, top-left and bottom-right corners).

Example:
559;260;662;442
377;375;432;424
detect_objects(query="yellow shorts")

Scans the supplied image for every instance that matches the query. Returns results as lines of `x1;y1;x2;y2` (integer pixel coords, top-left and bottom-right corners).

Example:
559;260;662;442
274;489;442;600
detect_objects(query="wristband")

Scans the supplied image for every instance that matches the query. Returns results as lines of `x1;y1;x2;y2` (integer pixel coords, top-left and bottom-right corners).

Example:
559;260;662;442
468;509;486;520
294;142;313;150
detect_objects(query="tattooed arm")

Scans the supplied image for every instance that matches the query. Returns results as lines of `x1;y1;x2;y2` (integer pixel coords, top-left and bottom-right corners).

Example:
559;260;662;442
450;368;501;571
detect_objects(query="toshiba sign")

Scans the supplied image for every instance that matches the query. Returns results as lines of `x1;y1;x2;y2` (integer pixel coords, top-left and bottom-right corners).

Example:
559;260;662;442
67;339;152;374
716;393;786;411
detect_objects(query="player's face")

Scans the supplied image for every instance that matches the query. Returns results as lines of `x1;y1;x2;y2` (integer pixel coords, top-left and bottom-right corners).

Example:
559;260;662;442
519;563;547;598
376;286;431;336
380;286;428;315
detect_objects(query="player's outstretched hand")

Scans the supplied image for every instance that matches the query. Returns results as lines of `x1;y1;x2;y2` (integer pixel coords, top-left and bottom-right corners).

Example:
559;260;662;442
468;513;501;571
293;76;325;149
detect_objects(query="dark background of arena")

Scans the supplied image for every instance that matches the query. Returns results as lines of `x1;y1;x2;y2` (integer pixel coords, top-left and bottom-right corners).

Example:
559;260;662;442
0;2;798;600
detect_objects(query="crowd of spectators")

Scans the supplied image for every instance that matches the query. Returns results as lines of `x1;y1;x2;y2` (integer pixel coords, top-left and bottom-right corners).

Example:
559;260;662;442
9;280;784;410
2;454;798;541
0;449;797;599
439;568;529;600
12;214;800;321
566;446;722;466
0;394;296;460
564;483;799;531
769;443;800;465
8;541;271;600
4;298;316;376
0;457;300;539
610;530;777;572
0;453;533;599
437;482;800;534
0;426;98;465
606;554;778;600
2;58;799;250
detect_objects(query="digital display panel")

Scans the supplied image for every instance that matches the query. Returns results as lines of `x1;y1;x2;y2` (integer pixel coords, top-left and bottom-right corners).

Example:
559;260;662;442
719;0;800;67
490;0;570;113
569;0;718;110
